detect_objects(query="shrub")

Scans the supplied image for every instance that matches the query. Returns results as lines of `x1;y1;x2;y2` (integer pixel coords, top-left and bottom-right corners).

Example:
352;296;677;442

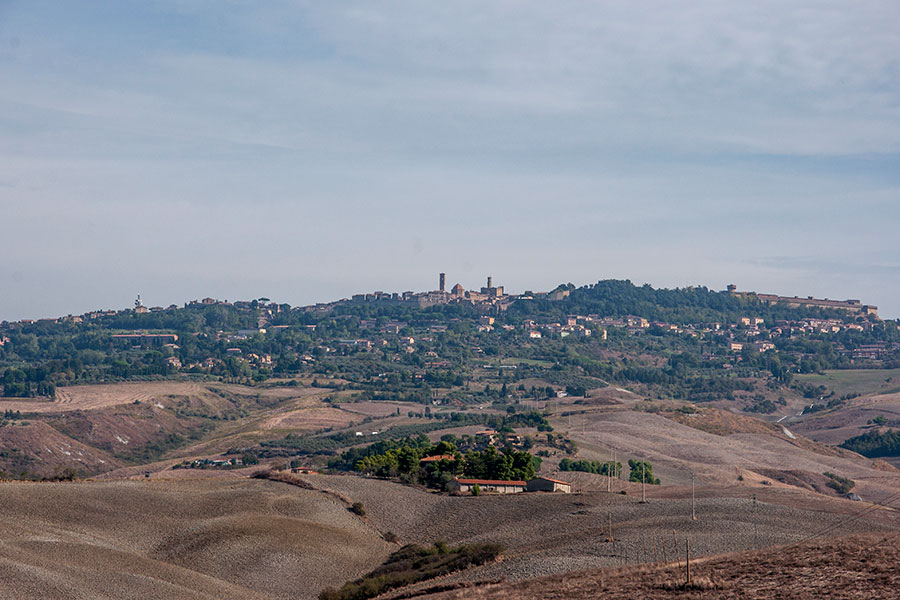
823;472;855;495
318;542;503;600
350;502;366;516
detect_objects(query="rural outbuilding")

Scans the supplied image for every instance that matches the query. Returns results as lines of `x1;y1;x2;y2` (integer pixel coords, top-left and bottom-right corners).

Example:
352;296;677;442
526;477;572;493
447;478;526;494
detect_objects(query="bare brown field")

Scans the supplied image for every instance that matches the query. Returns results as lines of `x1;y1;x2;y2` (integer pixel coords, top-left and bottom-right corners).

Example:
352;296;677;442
1;471;897;600
295;473;898;595
794;392;900;445
556;409;900;502
0;381;214;413
0;478;392;600
0;421;121;477
412;533;900;599
337;400;420;418
259;406;356;431
0;381;325;415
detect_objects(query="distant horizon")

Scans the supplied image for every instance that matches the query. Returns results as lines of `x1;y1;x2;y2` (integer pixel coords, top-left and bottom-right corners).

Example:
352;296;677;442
3;275;893;323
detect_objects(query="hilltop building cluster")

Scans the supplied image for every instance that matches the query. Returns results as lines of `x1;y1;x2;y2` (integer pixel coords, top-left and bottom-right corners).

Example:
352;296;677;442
349;273;515;311
727;285;878;317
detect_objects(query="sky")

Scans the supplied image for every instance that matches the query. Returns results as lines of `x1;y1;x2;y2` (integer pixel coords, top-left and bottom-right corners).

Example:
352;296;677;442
2;1;899;320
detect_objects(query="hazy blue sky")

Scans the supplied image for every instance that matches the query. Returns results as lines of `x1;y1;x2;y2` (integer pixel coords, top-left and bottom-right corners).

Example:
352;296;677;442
2;1;899;320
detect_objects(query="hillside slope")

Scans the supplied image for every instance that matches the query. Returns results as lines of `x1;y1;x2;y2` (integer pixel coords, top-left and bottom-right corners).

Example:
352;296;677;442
0;478;392;600
410;533;900;599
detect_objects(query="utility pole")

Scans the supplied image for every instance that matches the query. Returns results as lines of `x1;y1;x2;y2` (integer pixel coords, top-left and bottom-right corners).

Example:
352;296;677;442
752;494;759;549
641;461;647;503
691;472;697;521
607;448;612;493
613;450;617;485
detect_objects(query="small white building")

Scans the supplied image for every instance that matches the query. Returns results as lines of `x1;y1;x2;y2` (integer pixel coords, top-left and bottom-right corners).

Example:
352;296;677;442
526;477;572;493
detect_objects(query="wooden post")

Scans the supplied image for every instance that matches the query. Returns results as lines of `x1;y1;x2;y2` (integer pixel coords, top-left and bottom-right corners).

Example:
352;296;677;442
685;539;691;585
662;538;668;563
654;537;659;563
607;511;614;542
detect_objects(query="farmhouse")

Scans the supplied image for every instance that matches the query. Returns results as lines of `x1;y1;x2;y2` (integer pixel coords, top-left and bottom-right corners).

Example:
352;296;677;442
526;477;572;493
447;478;526;494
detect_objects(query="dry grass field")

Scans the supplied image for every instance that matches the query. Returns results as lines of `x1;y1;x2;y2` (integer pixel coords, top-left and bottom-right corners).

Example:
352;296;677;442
412;533;900;599
0;381;213;413
1;469;897;600
555;408;900;502
0;421;122;476
793;392;900;445
0;478;392;600
0;381;327;415
295;473;899;595
795;368;900;398
3;375;900;599
259;406;356;432
337;401;419;418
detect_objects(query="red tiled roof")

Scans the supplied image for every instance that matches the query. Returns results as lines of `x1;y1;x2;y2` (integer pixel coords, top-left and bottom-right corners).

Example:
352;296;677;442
453;478;526;486
535;477;569;485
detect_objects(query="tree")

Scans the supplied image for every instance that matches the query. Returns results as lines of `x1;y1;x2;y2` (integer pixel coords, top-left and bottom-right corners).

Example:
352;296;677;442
628;459;660;485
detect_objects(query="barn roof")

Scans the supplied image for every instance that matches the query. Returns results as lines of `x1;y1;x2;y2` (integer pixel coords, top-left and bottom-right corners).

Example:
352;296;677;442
533;477;570;485
453;478;526;486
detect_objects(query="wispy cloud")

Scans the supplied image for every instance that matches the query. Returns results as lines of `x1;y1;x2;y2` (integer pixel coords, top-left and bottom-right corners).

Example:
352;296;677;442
1;1;899;319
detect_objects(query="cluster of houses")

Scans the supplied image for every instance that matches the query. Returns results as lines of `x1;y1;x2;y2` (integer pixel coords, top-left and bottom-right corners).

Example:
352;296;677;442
522;317;598;339
175;457;243;469
5;281;891;375
847;343;899;360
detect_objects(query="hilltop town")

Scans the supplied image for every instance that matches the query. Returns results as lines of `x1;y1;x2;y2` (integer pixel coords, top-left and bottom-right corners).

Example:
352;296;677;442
1;277;896;403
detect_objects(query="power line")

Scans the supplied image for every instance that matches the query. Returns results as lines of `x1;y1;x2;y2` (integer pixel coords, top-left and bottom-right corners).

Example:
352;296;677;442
784;489;900;550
